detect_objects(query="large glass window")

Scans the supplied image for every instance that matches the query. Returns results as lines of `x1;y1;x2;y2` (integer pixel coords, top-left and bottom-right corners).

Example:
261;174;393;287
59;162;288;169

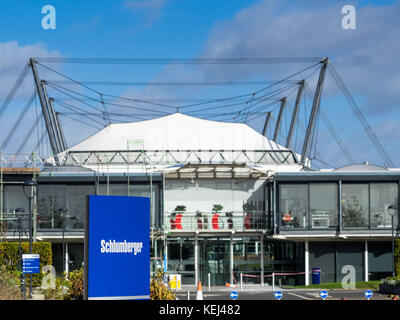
37;185;66;229
66;185;94;229
342;184;369;228
370;183;398;228
310;183;338;229
3;185;30;232
233;238;261;284
37;184;93;230
279;184;308;228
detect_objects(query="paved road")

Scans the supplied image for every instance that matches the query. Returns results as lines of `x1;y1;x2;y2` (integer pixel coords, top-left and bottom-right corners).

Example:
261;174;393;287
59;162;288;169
176;289;394;301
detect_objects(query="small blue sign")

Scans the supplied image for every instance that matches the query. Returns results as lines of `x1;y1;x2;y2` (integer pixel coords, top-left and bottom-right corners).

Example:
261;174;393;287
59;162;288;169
364;289;373;300
273;291;283;300
22;254;40;274
320;290;328;300
230;291;238;300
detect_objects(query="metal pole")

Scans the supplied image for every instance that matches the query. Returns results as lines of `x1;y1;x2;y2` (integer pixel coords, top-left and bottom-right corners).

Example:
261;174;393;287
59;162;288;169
240;273;243;291
19;217;26;300
260;234;264;286
262;112;272;137
392;215;395;277
28;197;32;298
272;273;275;292
301;58;329;165
208;273;211;292
305;241;309;286
194;236;198;285
273;97;287;142
62;215;65;274
286;80;305;148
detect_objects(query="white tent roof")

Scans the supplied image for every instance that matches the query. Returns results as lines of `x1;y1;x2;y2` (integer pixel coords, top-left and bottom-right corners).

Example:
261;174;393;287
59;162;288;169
67;113;289;152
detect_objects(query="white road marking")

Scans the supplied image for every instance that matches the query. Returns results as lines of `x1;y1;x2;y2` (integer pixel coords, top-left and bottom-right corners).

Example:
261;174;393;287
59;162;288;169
287;292;313;300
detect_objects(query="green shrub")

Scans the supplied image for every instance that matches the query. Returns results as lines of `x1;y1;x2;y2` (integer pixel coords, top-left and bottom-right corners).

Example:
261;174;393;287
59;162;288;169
0;242;52;287
64;267;84;300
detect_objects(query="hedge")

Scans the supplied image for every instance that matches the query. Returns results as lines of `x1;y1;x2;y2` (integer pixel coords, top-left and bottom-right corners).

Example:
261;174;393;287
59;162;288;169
395;238;400;277
0;242;52;287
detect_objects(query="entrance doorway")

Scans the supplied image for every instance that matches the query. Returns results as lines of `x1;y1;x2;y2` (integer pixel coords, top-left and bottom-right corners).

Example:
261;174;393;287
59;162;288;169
199;240;230;286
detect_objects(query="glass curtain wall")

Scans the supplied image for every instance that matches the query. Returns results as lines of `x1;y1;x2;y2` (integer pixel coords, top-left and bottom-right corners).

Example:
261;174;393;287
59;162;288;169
167;238;195;285
279;184;308;228
341;184;369;228
310;183;338;229
279;182;398;230
342;183;398;229
37;184;94;230
233;237;261;284
3;185;30;232
263;240;305;285
370;183;398;228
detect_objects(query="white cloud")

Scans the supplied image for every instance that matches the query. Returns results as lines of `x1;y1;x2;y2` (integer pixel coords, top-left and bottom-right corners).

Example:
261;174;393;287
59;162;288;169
0;41;61;98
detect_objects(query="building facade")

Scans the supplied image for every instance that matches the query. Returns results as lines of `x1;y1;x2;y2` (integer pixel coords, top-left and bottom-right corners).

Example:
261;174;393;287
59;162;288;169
1;114;399;286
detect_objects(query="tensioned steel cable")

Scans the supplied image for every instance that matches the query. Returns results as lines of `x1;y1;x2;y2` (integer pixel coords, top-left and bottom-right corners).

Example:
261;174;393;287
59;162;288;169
0;62;30;121
37;62;177;110
328;63;394;168
1;90;36;150
35;57;324;65
58;113;103;131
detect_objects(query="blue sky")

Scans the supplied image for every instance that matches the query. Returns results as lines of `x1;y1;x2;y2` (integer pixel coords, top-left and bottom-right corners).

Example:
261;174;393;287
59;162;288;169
0;0;399;168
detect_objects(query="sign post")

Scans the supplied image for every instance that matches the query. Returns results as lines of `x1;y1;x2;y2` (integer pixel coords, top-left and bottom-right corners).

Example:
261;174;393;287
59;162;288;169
364;289;373;300
230;291;238;300
84;195;150;300
273;291;283;300
319;290;328;300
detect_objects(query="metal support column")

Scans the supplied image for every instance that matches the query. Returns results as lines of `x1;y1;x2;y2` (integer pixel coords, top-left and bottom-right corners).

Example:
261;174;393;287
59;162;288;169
286;80;305;148
230;234;234;285
273;98;287;142
42;85;63;154
305;241;309;286
194;235;198;285
301;58;329;165
262;112;272;137
260;233;264;286
54;108;67;151
364;241;369;281
30;58;59;163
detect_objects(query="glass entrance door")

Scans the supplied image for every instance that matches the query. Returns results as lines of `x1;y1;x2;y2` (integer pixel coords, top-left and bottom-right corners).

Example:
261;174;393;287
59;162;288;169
199;240;230;286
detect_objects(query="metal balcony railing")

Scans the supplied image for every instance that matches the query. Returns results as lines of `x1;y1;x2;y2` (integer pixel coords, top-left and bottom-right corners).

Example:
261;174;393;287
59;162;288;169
164;211;267;231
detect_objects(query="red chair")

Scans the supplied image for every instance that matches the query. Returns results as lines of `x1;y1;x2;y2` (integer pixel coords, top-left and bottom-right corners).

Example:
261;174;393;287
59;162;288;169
212;214;220;229
244;213;252;229
175;214;183;230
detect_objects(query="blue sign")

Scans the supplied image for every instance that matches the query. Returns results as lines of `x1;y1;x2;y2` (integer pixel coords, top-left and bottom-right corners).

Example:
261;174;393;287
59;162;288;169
85;195;150;300
273;291;283;300
230;291;238;300
320;290;328;300
22;254;40;274
364;289;373;300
